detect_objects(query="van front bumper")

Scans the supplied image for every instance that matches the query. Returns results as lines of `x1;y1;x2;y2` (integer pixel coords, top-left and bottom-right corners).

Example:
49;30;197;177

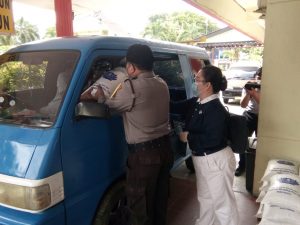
0;203;65;225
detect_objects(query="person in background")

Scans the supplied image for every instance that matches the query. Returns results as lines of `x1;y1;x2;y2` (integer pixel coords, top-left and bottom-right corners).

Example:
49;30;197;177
96;44;173;225
235;67;262;176
171;65;239;225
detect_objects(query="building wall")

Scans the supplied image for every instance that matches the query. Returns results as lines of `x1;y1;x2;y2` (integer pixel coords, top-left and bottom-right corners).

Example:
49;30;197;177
253;0;300;194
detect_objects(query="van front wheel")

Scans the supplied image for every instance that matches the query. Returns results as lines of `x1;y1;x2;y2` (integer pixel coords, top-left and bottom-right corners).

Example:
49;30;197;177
93;180;129;225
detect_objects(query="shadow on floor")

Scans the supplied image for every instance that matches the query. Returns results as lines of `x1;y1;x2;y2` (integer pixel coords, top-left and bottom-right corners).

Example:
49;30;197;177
168;162;259;225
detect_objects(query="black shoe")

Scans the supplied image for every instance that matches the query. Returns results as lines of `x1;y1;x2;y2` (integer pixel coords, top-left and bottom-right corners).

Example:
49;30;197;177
235;166;245;176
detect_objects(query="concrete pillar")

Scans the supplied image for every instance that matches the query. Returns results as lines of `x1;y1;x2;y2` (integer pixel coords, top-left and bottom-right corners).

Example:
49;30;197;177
54;0;73;37
253;0;300;195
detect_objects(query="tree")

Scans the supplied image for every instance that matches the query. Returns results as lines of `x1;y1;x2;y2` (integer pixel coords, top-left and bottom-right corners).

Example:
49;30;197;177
0;35;14;53
43;27;56;39
143;11;219;42
15;17;40;44
0;34;14;45
0;17;40;46
220;47;263;63
240;47;263;62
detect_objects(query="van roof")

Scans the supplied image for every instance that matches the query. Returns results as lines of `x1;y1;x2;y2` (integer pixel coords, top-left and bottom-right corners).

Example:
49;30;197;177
6;36;209;59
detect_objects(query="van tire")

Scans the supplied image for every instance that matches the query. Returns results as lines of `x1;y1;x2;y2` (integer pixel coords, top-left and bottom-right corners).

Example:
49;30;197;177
93;180;129;225
223;98;229;104
185;157;195;173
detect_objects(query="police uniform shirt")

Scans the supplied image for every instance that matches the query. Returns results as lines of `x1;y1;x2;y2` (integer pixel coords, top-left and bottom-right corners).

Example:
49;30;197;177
105;71;170;144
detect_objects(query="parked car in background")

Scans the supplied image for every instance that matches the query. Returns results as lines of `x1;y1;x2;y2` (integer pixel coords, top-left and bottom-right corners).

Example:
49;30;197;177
222;61;261;103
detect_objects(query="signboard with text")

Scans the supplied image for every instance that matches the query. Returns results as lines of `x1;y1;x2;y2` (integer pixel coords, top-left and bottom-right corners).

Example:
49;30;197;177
0;0;14;34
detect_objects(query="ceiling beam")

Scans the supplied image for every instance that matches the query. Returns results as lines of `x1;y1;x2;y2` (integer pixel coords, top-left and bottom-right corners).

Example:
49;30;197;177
184;0;265;43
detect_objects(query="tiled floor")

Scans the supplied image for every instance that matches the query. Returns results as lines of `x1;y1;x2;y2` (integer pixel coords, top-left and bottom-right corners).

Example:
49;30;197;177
167;161;260;225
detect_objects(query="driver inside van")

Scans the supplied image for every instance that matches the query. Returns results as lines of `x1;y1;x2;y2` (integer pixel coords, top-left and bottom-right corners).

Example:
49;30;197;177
13;66;72;117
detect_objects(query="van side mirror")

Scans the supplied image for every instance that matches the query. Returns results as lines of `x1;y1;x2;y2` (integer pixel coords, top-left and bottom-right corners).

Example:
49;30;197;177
75;101;110;119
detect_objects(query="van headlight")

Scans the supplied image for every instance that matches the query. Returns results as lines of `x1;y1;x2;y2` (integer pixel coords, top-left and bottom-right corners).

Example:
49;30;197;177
0;172;64;213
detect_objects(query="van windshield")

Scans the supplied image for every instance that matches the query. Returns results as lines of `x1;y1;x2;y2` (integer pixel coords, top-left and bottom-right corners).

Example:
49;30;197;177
0;50;79;127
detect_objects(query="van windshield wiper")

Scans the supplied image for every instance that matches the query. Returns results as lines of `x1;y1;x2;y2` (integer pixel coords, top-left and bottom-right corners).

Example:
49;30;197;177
0;114;53;127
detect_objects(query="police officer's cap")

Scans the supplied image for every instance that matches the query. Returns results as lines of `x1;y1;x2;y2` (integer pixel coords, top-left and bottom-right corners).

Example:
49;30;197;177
126;44;154;70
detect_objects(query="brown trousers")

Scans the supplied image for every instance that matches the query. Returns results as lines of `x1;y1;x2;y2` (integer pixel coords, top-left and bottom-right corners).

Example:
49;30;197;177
126;140;173;225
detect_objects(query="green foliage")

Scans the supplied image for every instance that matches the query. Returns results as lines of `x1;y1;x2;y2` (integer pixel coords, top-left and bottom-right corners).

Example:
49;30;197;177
43;27;56;39
15;17;40;44
0;17;40;46
143;11;219;42
240;47;263;61
0;45;12;54
0;35;14;45
0;61;46;93
221;47;263;62
0;62;20;92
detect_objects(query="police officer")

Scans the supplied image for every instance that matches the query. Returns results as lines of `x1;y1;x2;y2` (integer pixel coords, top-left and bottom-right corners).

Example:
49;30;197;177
105;44;173;225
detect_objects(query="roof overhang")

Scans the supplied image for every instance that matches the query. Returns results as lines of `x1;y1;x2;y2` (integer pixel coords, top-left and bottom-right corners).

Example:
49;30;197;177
13;0;101;14
14;0;266;43
183;0;266;43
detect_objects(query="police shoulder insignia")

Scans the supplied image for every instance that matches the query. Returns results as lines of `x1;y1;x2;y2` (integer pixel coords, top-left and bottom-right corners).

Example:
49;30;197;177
103;71;117;81
110;83;122;99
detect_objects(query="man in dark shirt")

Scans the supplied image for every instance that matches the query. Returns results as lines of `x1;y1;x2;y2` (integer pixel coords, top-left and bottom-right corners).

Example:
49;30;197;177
236;67;262;176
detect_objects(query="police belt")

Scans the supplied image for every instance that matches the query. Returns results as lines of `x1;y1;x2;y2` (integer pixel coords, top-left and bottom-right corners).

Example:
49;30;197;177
128;135;169;152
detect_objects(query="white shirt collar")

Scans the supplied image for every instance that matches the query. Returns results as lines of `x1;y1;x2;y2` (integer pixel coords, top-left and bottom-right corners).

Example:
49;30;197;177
198;94;219;104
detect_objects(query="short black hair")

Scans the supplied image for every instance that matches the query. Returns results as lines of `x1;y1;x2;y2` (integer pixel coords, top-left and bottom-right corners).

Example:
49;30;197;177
255;67;262;78
126;44;154;71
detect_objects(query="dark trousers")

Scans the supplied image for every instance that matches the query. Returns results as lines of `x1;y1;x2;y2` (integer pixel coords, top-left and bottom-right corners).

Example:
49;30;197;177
126;140;173;225
238;111;258;169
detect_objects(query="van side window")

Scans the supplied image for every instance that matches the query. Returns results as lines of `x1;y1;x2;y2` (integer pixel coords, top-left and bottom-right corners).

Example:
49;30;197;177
153;55;186;101
80;56;127;103
81;57;125;91
153;59;183;88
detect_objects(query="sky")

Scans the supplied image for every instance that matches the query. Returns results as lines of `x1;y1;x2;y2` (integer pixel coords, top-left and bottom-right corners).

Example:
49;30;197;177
12;0;225;37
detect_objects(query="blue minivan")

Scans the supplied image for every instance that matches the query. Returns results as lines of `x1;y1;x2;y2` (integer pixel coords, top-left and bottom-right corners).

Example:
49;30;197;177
0;36;209;225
